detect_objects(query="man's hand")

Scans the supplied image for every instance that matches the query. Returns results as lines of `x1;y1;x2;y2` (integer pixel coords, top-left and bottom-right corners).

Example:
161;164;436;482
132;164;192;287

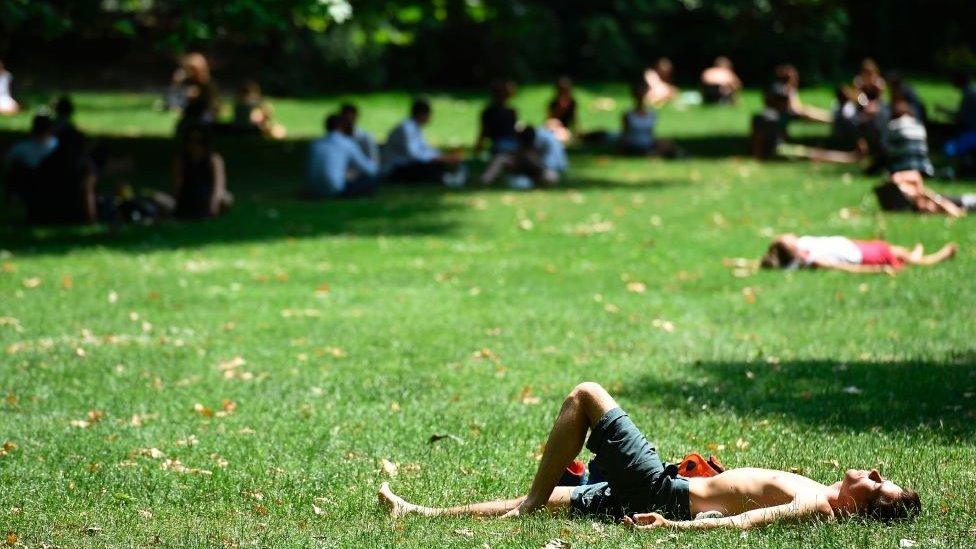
623;512;669;529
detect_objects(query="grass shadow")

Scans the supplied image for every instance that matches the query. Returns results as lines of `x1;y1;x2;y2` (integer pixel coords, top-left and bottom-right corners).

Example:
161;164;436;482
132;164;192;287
619;356;976;441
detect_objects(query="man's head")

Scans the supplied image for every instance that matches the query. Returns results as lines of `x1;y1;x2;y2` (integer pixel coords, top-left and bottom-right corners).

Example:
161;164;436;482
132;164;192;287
340;103;359;130
54;96;74;119
715;56;733;69
411;98;432;125
30;114;54;139
632;79;651;103
834;469;920;522
655;57;673;80
764;84;790;112
324;113;342;134
490;79;516;103
891;98;913;119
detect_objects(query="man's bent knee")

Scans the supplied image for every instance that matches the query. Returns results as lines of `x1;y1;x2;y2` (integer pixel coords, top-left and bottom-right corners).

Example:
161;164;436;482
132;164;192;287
568;382;617;422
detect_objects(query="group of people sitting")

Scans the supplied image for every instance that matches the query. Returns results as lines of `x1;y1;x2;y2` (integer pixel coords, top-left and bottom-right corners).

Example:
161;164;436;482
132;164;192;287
166;53;286;139
304;88;572;199
750;57;976;180
2;95;232;225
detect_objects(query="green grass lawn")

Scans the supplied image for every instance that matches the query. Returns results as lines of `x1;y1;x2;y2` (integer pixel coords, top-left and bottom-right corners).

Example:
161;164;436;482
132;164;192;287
1;83;975;547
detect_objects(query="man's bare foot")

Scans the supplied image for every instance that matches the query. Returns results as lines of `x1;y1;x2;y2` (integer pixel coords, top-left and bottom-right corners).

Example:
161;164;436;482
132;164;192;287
945;243;958;259
378;482;415;518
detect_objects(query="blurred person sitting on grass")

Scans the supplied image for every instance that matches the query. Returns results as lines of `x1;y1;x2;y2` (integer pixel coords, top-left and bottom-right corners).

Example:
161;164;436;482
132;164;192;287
775;64;831;123
884;98;934;177
701;56;742;105
172;126;231;219
382;98;466;187
760;233;956;274
480;124;567;188
304;113;379;199
751;85;860;163
474;79;519;156
618;80;679;157
231;80;286;139
644;57;679;107
0;60;20;115
340;103;379;164
380;382;921;530
545;76;577;143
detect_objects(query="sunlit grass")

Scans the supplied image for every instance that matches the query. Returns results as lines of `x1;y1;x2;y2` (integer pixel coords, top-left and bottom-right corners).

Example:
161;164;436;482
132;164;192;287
0;83;974;547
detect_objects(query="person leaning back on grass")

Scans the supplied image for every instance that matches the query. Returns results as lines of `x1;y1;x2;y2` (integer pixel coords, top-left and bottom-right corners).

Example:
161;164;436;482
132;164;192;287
379;382;921;530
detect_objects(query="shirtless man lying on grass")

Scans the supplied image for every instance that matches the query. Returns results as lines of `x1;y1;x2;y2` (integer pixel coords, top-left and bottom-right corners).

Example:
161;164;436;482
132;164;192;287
379;382;920;530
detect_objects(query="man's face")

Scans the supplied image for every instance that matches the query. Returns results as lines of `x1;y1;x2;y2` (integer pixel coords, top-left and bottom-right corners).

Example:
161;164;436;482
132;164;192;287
837;469;905;510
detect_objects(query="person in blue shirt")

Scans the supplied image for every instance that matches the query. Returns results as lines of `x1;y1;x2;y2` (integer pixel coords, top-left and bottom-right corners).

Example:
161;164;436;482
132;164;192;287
305;114;379;199
340;103;379;164
4;114;59;204
382;98;466;186
480;125;567;188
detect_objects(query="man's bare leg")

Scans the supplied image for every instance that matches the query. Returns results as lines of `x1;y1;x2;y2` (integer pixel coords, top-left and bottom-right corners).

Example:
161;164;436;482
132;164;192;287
506;382;619;516
378;483;572;518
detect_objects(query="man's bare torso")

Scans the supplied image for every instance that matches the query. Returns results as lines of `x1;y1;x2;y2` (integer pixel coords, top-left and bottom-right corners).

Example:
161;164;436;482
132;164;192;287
688;468;831;517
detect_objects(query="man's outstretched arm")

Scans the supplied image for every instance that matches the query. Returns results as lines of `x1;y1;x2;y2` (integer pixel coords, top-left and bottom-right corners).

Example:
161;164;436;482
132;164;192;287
625;501;833;531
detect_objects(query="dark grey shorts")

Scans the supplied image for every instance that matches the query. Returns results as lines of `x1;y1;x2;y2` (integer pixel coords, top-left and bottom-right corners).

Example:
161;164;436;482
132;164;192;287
570;407;691;520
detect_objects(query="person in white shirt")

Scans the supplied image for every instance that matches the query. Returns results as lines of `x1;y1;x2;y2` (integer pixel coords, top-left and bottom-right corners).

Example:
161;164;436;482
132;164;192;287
0;60;19;115
305;114;379;199
382;98;465;186
340;103;379;164
760;233;956;274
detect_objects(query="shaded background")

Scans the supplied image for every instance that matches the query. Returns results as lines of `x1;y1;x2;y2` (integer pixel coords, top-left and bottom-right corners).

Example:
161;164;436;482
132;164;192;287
3;0;976;93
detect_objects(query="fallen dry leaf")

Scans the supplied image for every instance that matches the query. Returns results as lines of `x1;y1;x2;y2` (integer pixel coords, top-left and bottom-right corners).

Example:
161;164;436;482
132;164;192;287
519;386;541;405
626;281;647;294
380;458;398;477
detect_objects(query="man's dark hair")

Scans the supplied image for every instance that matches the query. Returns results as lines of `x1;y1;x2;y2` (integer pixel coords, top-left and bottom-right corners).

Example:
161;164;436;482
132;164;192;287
865;489;921;523
517;125;536;148
30;114;54;136
325;114;342;132
411;98;431;118
54;96;74;118
631;79;650;98
340;103;358;116
760;241;794;269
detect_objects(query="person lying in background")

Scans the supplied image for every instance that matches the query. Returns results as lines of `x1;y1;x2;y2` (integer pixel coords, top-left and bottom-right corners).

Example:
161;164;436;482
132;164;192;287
644;57;679;107
874;170;974;217
340;103;379;164
172;126;231;219
231;80;286;139
475;80;519;156
305;114;379;199
480;125;567;188
380;382;921;530
774;64;831;123
545;77;577;144
0;60;19;115
700;57;741;105
761;233;956;274
884;98;933;177
383;98;466;186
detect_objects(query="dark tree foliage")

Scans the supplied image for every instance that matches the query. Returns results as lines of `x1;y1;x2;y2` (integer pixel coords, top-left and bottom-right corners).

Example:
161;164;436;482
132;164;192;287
2;0;975;91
